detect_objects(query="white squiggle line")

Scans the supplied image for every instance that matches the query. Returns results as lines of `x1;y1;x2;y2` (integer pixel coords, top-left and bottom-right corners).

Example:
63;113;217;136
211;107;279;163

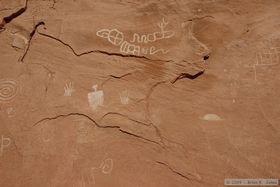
149;46;169;55
130;18;175;44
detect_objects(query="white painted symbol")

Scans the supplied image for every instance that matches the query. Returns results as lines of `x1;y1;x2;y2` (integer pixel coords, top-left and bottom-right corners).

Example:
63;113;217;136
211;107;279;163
90;156;114;184
130;18;175;44
91;157;114;175
101;158;114;174
149;46;169;55
202;114;223;121
64;81;75;96
0;79;19;103
96;17;172;56
119;90;129;105
249;47;280;81
120;40;141;56
0;135;11;156
96;28;124;46
6;107;16;117
88;85;104;111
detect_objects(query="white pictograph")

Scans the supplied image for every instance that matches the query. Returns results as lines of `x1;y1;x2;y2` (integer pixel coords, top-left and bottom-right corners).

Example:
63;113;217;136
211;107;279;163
119;90;129;105
100;158;114;174
6;107;16;117
96;18;173;56
130;18;175;44
90;155;114;185
250;47;280;81
88;85;104;111
97;28;124;46
91;157;114;175
149;46;169;55
0;135;11;156
64;81;75;96
120;40;141;56
0;79;19;103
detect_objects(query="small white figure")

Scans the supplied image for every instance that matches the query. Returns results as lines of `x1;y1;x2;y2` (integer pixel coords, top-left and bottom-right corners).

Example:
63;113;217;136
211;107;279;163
101;158;114;174
0;135;11;156
64;81;75;96
119;90;130;105
6;107;16;117
88;85;104;111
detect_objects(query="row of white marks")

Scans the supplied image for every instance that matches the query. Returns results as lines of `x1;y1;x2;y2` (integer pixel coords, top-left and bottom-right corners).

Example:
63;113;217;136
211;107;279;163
64;83;129;111
96;18;173;56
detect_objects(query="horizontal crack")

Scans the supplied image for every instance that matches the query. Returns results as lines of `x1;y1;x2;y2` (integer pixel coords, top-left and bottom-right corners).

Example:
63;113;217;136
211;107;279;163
100;71;136;88
32;112;161;146
32;112;119;129
171;71;204;84
187;15;214;22
109;72;133;79
100;112;152;127
36;27;171;62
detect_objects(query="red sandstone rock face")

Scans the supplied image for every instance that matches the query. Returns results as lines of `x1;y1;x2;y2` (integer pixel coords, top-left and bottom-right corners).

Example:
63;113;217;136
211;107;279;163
0;0;280;186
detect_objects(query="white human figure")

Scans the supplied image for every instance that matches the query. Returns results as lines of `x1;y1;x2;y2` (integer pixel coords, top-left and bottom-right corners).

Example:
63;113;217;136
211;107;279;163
0;136;11;156
88;85;104;111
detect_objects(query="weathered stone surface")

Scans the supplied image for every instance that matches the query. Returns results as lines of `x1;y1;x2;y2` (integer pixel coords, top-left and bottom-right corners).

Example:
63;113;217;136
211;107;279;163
0;0;280;187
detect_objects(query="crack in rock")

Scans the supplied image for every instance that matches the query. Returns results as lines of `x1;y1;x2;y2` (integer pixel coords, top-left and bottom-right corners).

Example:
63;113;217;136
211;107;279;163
171;71;204;84
100;112;152;127
19;21;45;62
0;0;28;30
100;71;137;89
186;15;214;22
36;26;172;63
32;112;160;146
155;161;201;182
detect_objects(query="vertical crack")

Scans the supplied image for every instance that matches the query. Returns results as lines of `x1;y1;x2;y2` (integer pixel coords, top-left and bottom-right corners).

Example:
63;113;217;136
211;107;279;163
19;21;45;62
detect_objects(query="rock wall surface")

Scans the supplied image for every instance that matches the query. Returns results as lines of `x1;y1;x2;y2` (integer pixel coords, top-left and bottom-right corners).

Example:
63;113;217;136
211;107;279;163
0;0;279;186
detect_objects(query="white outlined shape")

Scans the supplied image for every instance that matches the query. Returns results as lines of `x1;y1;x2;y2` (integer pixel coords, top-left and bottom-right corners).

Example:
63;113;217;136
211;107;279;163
96;28;124;46
96;18;172;56
101;158;114;174
0;135;11;156
88;85;104;111
250;48;280;81
120;41;140;56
